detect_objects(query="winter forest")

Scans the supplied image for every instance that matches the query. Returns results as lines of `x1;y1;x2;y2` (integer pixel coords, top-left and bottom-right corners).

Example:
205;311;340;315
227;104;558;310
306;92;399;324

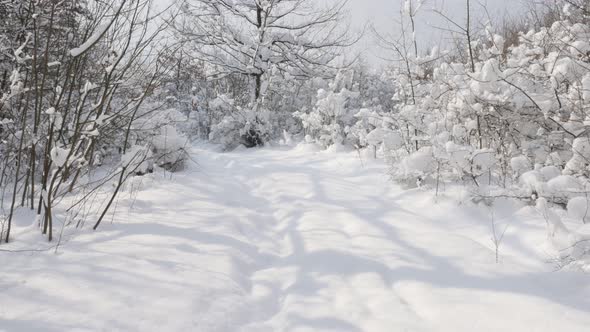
1;0;590;330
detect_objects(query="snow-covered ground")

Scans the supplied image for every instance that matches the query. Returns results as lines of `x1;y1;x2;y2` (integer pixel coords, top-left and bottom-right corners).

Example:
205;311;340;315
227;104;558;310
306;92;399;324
2;144;590;331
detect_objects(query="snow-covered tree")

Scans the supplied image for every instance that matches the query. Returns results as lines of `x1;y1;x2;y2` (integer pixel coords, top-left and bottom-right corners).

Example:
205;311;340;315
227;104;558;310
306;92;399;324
0;0;178;243
175;0;354;146
294;70;361;148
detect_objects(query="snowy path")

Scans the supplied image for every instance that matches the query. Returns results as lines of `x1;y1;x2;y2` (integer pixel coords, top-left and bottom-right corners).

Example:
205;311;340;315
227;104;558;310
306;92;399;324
2;145;590;331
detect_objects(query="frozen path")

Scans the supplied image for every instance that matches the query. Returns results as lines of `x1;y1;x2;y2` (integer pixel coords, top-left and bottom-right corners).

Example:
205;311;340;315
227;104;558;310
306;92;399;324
1;145;590;331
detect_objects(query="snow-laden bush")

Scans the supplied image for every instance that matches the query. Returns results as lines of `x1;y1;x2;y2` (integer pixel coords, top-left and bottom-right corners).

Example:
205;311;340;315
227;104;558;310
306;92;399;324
345;108;405;159
511;156;533;179
202;92;290;150
151;125;188;172
520;170;546;198
209;106;272;150
376;11;590;213
540;166;561;181
127;106;190;172
294;71;360;148
537;197;573;248
546;175;584;202
122;145;153;175
349;108;381;149
567;196;590;223
394;147;436;186
565;138;590;176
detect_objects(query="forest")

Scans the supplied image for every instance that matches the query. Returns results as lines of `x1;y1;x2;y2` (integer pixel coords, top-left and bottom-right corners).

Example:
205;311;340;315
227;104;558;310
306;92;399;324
1;0;590;331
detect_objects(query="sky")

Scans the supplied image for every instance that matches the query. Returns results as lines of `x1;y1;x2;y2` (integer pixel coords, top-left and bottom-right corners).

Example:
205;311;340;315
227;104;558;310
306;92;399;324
347;0;524;64
157;0;525;66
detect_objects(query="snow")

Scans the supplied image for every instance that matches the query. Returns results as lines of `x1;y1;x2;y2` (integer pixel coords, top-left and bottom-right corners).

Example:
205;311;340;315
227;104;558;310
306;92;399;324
540;165;561;181
511;155;532;176
1;145;590;331
381;131;404;152
365;128;386;146
536;198;574;251
547;175;583;197
49;146;70;168
401;146;435;176
567;196;590;223
471;149;495;172
480;59;499;82
121;145;152;174
70;23;110;57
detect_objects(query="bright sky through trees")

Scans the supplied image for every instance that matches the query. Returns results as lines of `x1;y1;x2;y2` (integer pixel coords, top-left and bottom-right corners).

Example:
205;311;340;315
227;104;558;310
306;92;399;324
348;0;522;64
